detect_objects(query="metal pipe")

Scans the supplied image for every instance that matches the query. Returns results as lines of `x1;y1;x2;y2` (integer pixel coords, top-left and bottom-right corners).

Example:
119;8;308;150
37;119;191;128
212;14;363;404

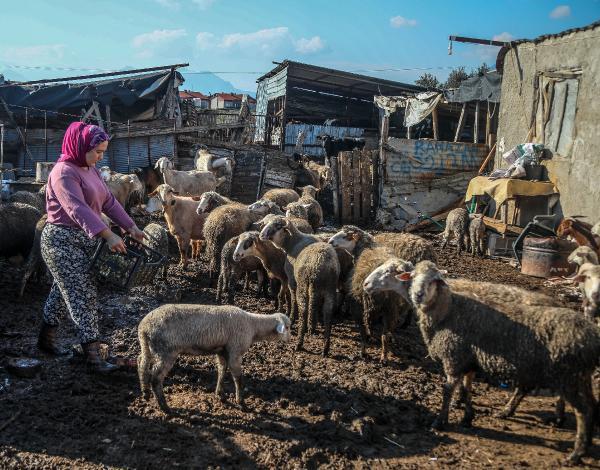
44;111;48;162
0;124;4;197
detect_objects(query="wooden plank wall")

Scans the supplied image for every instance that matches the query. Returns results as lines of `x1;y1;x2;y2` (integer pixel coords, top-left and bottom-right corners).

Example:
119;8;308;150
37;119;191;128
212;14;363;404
337;150;374;225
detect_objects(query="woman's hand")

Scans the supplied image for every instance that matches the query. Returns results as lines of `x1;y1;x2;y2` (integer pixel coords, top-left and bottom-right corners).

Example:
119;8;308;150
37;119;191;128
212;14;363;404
106;233;127;253
128;226;146;243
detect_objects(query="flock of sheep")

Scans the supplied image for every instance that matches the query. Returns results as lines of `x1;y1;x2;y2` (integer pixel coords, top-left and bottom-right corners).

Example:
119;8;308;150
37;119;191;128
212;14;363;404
1;147;600;465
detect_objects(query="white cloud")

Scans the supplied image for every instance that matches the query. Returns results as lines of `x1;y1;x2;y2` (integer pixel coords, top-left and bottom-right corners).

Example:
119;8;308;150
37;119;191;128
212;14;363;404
294;36;325;54
493;32;515;42
550;5;571;18
192;0;216;9
220;27;289;49
155;0;180;10
132;29;187;48
196;32;216;50
390;16;417;28
0;44;66;64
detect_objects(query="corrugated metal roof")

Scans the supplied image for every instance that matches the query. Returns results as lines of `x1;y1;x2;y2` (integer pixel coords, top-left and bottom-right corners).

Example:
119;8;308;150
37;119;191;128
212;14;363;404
257;60;425;99
496;20;600;73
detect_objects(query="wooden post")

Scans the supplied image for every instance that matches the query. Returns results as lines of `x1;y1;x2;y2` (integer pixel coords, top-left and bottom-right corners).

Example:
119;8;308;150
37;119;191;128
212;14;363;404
454;103;466;142
44;111;48;162
340;152;352;223
474;101;480;144
407;126;411;139
379;114;389;184
485;102;491;147
432;105;439;140
352;150;362;222
330;154;339;221
0;124;4;195
105;104;111;134
127;120;131;173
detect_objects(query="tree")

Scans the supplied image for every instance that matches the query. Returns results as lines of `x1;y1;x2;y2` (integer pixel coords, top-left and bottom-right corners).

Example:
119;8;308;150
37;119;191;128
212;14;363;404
444;66;469;89
415;72;441;89
470;63;491;77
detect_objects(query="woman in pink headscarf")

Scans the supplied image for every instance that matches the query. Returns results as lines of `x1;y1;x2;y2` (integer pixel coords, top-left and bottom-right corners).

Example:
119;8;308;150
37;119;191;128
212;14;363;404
39;122;145;373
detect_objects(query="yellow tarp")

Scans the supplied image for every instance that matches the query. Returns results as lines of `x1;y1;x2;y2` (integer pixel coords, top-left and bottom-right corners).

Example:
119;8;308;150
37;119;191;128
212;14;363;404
465;176;558;208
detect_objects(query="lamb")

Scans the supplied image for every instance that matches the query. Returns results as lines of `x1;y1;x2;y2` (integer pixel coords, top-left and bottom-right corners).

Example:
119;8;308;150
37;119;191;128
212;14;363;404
293;242;340;355
142;223;169;280
196;191;235;215
298;185;323;231
284;201;310;220
8;190;45;213
194;147;233;178
573;263;600;323
364;259;600;465
568;245;599;268
261;188;299;208
138;304;290;413
203;201;263;279
154;156;223;197
233;231;291;314
441;207;470;253
329;226;412;361
468;214;486;256
217;235;267;304
148;184;206;269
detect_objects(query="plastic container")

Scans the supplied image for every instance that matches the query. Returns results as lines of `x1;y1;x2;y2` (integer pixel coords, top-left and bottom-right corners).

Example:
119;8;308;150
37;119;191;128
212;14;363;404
520;236;577;278
90;236;166;290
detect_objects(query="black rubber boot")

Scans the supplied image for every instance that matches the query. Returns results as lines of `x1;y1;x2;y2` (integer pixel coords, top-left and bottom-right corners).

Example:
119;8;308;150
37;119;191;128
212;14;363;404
82;341;120;373
37;322;70;356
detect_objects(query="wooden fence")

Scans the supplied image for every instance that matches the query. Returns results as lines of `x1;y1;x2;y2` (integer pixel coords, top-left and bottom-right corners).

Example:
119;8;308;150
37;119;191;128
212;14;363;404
332;150;375;225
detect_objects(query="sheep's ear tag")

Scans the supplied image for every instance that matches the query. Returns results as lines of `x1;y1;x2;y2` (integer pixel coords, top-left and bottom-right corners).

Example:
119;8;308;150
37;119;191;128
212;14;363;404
276;323;286;334
396;272;412;282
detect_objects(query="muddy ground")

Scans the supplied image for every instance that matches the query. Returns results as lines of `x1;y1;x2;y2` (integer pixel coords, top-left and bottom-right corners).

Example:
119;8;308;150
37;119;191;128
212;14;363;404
0;221;598;469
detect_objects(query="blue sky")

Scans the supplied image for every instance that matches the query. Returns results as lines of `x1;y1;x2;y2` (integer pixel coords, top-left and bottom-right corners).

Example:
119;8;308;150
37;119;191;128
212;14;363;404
1;0;598;94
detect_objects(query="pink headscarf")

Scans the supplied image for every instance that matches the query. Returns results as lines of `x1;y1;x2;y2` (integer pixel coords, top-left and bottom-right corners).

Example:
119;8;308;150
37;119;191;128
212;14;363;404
57;122;110;167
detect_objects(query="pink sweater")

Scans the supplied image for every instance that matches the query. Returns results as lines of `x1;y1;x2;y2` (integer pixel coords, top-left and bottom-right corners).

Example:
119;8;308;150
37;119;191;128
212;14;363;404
46;162;134;238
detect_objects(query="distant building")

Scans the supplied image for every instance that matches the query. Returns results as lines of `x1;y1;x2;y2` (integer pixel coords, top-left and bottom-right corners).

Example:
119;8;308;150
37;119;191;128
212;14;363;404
179;90;210;109
210;93;256;111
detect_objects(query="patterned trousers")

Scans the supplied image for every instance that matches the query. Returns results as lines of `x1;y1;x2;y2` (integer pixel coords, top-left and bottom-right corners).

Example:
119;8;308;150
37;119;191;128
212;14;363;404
41;224;100;344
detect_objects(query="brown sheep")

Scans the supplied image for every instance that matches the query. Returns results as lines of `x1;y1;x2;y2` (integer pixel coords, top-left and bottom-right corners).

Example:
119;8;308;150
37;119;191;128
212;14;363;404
373;232;437;264
298;185;323;231
217;235;267;304
294;242;340;356
233;231;291;315
329;226;406;361
148;184;206;269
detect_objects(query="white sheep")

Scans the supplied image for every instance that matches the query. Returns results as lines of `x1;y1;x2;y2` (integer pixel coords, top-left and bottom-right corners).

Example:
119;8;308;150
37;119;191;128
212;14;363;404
138;304;290;413
154;156;224;197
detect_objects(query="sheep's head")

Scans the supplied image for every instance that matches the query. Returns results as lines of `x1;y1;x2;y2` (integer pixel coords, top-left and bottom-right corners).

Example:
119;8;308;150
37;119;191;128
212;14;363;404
196;191;220;215
363;258;415;301
573;263;600;307
233;231;259;262
273;313;291;342
410;261;448;309
259;215;289;246
300;185;318;198
328;225;368;253
99;166;112;182
285;202;310;220
568;246;599;268
154;157;173;173
148;184;178;207
248;199;273;215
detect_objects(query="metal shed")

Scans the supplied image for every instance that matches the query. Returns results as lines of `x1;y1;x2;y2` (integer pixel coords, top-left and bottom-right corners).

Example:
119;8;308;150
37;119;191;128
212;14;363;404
254;60;424;148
